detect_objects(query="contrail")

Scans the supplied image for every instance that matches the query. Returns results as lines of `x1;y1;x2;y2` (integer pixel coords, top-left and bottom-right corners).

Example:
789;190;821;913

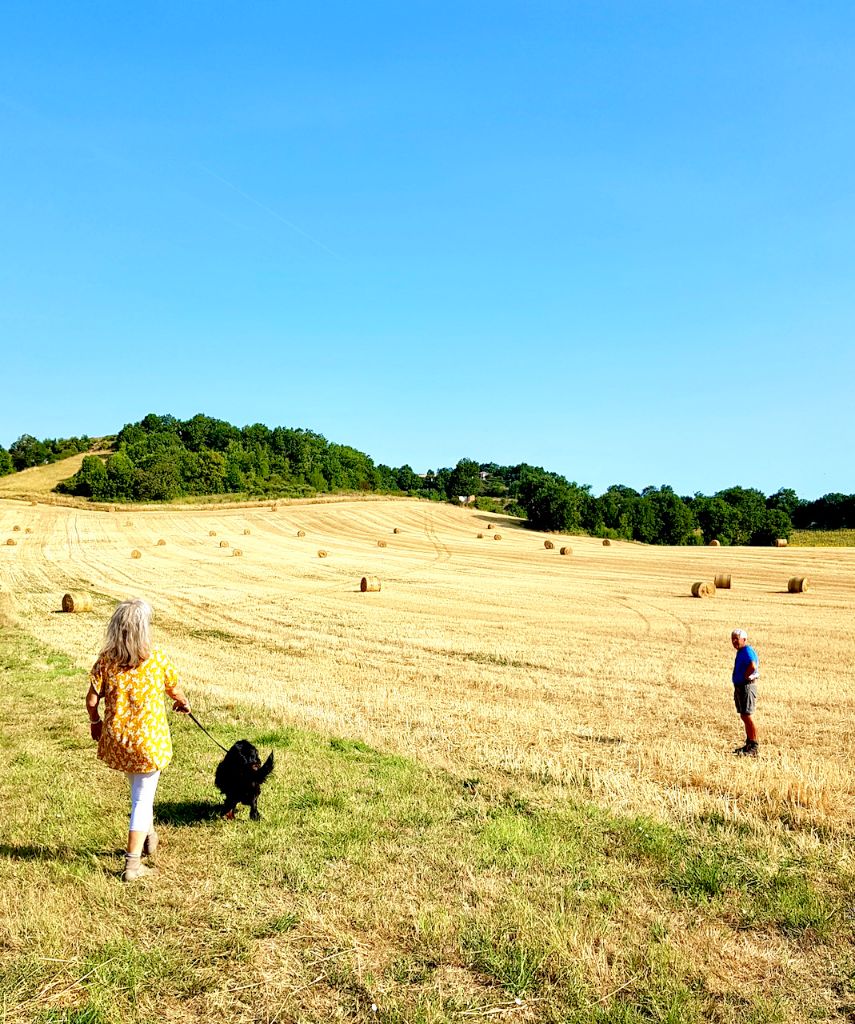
197;164;342;259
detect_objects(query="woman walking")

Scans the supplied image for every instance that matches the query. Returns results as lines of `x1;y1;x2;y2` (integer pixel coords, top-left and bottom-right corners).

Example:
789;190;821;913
85;598;190;881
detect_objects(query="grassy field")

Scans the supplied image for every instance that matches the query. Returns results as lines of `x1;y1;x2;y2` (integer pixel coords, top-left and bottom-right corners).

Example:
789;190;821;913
791;530;855;547
1;496;854;1021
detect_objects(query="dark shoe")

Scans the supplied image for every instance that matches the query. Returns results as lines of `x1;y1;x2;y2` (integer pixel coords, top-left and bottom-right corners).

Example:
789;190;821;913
733;743;747;755
736;741;759;758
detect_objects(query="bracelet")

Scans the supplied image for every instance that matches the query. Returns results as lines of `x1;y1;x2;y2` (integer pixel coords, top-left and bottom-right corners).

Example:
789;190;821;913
89;717;101;725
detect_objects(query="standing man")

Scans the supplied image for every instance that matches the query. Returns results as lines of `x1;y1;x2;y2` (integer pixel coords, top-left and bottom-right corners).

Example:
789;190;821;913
731;628;759;757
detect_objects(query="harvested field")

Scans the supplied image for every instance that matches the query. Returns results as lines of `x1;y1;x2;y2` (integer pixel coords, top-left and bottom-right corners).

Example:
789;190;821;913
0;497;853;831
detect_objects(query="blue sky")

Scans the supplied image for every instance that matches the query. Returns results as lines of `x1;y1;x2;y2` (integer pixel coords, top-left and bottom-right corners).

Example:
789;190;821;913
1;2;853;498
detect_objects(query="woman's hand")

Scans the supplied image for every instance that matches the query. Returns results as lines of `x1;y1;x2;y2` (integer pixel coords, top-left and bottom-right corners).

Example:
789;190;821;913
90;720;103;741
172;700;191;714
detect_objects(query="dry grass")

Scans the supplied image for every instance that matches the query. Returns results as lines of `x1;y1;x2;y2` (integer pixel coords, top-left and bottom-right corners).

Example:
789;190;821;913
0;497;854;835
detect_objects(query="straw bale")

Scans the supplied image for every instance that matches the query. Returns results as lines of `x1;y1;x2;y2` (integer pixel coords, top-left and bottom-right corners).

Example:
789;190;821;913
12;525;20;532
476;533;484;539
714;574;732;590
691;581;716;598
317;550;328;558
156;539;166;546
493;534;502;540
708;539;720;547
393;528;401;534
788;576;809;593
775;538;788;547
560;546;572;556
377;540;387;547
297;530;306;537
602;539;611;546
360;576;381;592
209;530;217;537
131;549;142;559
233;548;243;557
62;592;92;613
219;540;229;548
243;529;251;535
24;528;32;534
6;539;17;546
544;540;554;550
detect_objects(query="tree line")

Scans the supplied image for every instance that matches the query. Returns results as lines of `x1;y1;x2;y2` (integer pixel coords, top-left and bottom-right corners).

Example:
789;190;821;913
2;414;854;544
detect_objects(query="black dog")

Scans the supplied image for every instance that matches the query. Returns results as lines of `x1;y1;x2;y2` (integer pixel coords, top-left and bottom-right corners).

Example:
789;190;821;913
214;740;274;820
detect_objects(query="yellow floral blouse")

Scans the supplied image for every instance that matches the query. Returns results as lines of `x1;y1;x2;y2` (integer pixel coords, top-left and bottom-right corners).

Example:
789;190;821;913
90;648;182;773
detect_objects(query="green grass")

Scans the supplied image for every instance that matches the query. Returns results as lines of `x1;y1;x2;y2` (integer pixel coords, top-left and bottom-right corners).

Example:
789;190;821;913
0;629;852;1023
790;529;855;547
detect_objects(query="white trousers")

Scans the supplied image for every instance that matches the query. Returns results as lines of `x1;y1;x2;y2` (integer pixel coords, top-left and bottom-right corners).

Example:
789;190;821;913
126;770;161;833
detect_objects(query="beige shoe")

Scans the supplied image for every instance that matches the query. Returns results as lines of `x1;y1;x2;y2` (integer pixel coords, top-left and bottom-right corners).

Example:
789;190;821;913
142;829;159;857
122;855;153;882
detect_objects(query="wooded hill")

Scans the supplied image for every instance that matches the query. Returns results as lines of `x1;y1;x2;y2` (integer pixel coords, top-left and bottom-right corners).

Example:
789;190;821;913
2;413;854;545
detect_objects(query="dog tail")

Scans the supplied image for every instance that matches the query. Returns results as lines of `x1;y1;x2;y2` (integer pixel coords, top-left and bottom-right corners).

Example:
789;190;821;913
258;751;274;782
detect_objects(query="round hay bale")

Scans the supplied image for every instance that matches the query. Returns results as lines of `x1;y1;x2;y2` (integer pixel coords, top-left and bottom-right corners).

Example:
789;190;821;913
297;530;306;538
560;546;572;556
377;540;387;547
708;539;720;547
476;532;484;539
485;523;494;529
714;574;732;590
232;548;243;557
393;528;401;534
219;540;229;548
12;525;20;532
30;501;38;506
209;530;217;537
317;549;328;558
788;576;809;593
156;538;166;546
774;538;788;548
544;540;554;550
602;539;611;547
24;528;32;534
131;549;142;559
6;538;17;546
62;592;92;613
125;520;133;527
493;533;502;541
243;528;251;536
691;581;716;598
360;576;381;592
271;504;277;512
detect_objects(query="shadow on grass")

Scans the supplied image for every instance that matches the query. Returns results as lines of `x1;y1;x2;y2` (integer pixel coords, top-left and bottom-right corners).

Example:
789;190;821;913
155;799;223;825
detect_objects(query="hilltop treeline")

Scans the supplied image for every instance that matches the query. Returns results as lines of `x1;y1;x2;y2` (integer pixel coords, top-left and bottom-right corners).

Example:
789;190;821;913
2;414;854;544
0;433;91;475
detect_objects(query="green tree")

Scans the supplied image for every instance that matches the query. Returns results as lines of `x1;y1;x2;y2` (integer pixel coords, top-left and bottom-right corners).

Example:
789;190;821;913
74;456;109;498
0;447;13;476
9;434;48;470
446;458;482;499
106;451;135;500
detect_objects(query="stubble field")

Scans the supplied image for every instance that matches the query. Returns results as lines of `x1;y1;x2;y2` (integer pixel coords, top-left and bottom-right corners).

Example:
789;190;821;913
2;496;853;833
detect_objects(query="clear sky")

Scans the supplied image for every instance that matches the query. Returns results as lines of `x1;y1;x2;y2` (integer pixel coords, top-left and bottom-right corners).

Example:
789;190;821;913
2;2;853;498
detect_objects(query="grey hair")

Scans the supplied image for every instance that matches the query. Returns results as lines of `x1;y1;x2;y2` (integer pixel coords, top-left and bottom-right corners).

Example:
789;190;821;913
731;628;747;639
96;598;153;676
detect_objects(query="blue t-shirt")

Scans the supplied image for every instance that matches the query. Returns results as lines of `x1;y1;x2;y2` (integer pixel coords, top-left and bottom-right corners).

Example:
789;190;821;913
733;645;758;685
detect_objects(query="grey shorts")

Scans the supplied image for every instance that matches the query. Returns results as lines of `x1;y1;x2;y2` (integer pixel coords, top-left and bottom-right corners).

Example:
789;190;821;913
734;684;757;715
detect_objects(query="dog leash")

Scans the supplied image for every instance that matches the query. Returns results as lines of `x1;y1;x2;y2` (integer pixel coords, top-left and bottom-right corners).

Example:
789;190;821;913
186;711;230;753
